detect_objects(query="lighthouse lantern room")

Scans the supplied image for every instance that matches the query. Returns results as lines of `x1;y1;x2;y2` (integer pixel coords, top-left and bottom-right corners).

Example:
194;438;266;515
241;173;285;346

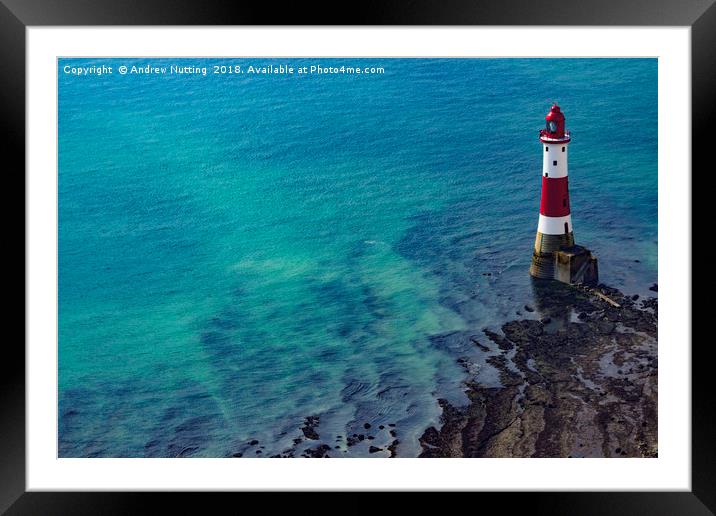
529;104;599;285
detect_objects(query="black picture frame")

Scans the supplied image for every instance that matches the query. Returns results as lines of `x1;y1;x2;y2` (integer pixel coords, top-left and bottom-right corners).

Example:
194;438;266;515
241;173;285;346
5;0;712;512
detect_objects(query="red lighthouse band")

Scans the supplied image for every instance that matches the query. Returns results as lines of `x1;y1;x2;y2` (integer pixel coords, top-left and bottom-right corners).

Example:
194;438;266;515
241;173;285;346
539;175;570;218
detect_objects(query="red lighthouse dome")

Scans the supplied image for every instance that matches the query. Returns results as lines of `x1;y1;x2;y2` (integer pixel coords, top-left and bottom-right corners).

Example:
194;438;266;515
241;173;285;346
540;104;570;143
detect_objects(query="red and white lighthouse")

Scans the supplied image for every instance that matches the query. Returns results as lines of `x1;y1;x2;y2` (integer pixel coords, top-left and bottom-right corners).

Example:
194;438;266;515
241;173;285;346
530;104;598;284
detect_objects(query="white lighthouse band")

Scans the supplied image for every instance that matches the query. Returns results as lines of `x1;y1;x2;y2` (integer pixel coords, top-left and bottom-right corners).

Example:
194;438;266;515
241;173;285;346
537;213;573;235
542;142;570;179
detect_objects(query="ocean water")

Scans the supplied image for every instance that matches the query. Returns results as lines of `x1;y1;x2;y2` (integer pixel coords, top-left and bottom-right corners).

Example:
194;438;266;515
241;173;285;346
58;58;657;457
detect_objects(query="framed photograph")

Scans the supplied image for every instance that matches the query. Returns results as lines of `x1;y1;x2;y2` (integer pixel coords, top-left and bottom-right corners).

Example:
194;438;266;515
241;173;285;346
7;0;712;511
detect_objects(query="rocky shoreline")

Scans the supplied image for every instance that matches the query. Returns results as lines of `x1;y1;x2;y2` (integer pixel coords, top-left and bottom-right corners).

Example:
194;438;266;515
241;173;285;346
418;281;658;458
230;281;657;459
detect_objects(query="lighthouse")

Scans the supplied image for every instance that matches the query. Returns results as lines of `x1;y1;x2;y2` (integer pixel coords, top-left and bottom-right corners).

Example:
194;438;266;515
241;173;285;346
529;104;598;285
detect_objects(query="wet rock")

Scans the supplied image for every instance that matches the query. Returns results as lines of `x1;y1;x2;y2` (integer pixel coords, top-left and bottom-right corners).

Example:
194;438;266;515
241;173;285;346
302;428;319;440
420;427;440;448
597;321;615;335
483;329;513;351
387;439;400;458
304;444;332;458
502;320;543;342
301;415;320;440
368;446;382;454
524;304;535;312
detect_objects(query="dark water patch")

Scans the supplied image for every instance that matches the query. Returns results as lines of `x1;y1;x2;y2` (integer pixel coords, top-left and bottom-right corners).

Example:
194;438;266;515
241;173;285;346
142;381;229;457
340;378;372;402
394;201;534;332
208;311;242;331
164;413;224;458
60;380;191;457
199;329;233;349
429;331;480;356
59;387;103;457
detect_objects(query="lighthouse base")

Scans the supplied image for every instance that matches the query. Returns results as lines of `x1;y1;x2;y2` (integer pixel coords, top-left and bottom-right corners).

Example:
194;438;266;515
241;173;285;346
530;231;574;279
530;242;598;286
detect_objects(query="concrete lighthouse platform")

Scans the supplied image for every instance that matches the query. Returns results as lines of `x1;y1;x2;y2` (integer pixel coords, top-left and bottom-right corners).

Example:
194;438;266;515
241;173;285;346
554;245;599;285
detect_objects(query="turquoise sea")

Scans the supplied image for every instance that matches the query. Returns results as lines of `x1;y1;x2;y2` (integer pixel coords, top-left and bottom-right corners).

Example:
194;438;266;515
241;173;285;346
58;58;657;457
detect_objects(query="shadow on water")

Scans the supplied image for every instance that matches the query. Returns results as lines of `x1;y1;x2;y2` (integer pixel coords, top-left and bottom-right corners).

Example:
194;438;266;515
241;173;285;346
530;277;574;331
530;277;601;333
